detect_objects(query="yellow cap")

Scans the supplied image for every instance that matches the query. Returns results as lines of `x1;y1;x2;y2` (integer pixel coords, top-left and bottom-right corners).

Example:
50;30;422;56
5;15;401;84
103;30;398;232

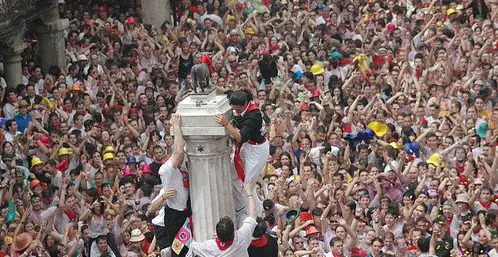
31;157;43;167
389;142;399;149
368;121;389;137
447;8;456;16
58;147;71;156
244;27;256;35
427;153;446;168
310;64;324;75
103;146;115;155
103;152;114;161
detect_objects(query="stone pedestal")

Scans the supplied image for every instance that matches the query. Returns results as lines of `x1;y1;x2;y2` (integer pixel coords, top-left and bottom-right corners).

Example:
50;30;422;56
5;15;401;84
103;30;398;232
35;18;69;72
141;0;172;29
173;90;234;242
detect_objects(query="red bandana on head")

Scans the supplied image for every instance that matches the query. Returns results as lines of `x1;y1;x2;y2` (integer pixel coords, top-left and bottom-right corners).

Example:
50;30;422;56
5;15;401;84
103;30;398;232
215;238;233;251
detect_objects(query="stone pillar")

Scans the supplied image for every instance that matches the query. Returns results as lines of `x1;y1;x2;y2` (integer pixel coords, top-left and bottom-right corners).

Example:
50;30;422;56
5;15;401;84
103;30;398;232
141;0;172;29
174;90;235;242
3;53;23;88
1;37;27;88
35;18;69;72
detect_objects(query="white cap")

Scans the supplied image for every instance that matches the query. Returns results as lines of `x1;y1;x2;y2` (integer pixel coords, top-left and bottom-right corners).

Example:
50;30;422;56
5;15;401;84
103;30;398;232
77;54;88;61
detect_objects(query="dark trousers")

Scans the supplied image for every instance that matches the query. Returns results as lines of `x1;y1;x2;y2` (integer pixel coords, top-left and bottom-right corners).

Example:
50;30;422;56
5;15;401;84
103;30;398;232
156;205;190;257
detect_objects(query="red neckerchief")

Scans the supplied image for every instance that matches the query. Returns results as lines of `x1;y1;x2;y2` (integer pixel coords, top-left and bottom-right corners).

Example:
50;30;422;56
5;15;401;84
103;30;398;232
455;161;465;174
233;101;260;182
446;215;453;225
332;253;344;257
215;238;233;251
55;159;69;171
416;69;423;78
250;235;268;247
479;200;492;210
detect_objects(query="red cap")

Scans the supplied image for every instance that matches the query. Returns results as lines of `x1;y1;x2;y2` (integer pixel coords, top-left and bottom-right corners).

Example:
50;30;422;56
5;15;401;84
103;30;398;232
31;179;41;188
98;6;109;13
372;55;385;66
126;17;136;24
340;58;351;65
129;107;139;114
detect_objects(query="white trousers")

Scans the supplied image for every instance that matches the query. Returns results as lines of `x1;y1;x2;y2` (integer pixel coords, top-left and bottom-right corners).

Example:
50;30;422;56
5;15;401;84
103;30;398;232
231;140;269;227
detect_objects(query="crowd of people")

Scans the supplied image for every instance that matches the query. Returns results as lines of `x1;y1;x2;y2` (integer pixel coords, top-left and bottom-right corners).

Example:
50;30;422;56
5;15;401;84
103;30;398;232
1;0;498;256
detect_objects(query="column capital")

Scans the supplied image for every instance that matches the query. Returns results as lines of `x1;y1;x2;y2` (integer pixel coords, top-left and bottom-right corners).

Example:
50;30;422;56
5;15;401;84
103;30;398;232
0;34;27;57
34;18;69;34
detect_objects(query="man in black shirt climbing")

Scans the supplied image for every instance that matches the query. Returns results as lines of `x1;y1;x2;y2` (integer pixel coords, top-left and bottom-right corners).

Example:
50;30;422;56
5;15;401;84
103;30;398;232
215;90;269;226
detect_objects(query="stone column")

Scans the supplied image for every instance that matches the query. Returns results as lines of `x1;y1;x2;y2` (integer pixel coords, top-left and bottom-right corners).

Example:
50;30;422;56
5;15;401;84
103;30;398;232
3;53;23;88
174;90;235;242
35;18;69;72
141;0;172;29
1;37;27;88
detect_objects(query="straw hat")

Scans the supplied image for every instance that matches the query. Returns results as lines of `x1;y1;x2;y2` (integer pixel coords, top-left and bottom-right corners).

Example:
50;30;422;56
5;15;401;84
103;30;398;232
129;229;145;243
14;232;33;252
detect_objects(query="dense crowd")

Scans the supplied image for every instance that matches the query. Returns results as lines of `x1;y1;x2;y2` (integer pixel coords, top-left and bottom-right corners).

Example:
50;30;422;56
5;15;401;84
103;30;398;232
0;0;498;256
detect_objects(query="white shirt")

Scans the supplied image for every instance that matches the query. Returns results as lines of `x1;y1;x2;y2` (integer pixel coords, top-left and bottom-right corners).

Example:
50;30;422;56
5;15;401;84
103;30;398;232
187;217;257;257
489;248;498;257
3;103;17;120
152;189;166;227
35;79;44;95
158;160;189;211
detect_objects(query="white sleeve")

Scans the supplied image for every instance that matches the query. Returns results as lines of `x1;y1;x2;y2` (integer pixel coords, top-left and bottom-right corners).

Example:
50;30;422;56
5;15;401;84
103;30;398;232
237;217;258;244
